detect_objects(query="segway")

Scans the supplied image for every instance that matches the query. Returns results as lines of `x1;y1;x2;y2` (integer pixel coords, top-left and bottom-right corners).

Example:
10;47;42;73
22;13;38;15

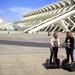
62;59;71;71
46;58;60;69
62;59;75;71
46;46;60;69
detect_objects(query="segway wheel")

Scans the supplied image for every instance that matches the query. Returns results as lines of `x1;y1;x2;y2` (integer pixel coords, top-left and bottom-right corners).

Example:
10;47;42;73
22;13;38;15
71;62;75;71
46;59;50;69
53;58;60;68
62;59;69;69
62;59;71;71
56;58;60;68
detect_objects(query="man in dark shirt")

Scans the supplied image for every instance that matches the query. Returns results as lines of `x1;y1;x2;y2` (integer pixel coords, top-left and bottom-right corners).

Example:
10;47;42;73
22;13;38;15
65;32;74;63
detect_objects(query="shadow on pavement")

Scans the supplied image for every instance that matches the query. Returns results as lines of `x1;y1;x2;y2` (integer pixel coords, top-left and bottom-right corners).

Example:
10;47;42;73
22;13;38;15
0;40;75;48
0;40;50;48
42;63;75;72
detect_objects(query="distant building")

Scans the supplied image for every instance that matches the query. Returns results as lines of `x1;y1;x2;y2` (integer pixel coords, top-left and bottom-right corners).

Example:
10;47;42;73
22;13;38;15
0;18;18;31
16;0;75;33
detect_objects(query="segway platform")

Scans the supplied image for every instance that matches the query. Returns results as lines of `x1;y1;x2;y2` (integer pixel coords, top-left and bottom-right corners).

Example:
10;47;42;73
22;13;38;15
62;59;75;71
46;58;60;69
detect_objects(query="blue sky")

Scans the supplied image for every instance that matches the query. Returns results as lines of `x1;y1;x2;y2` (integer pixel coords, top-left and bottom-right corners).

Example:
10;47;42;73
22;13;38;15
0;0;58;22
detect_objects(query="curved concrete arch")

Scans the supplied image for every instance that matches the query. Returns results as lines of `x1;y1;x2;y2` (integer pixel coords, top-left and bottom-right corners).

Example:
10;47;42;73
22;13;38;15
54;4;59;9
48;5;55;10
38;10;43;13
59;2;66;7
46;6;51;11
55;3;62;8
63;1;70;6
42;8;48;12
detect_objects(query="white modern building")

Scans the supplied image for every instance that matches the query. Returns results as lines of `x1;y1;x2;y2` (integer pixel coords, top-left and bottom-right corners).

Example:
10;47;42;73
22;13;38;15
0;18;17;30
16;0;75;33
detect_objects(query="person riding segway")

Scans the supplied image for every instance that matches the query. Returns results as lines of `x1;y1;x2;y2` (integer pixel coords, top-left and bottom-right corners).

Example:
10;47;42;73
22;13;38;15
62;32;75;71
46;32;60;69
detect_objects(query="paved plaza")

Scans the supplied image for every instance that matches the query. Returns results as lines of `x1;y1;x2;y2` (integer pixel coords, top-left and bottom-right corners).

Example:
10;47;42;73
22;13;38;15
0;33;75;75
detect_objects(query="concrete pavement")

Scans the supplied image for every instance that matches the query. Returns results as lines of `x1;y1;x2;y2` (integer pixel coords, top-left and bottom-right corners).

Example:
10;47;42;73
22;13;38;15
0;33;75;75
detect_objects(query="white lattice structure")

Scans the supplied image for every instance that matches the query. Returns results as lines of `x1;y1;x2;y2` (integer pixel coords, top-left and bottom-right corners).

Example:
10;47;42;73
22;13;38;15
16;0;75;33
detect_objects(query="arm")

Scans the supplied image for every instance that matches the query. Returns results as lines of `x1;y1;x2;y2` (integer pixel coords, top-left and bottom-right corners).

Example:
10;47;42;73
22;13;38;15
51;39;54;47
65;37;67;43
58;39;60;47
71;37;74;48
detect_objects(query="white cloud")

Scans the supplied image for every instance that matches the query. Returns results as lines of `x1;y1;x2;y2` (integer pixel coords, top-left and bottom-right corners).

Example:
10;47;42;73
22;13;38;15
8;7;33;14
